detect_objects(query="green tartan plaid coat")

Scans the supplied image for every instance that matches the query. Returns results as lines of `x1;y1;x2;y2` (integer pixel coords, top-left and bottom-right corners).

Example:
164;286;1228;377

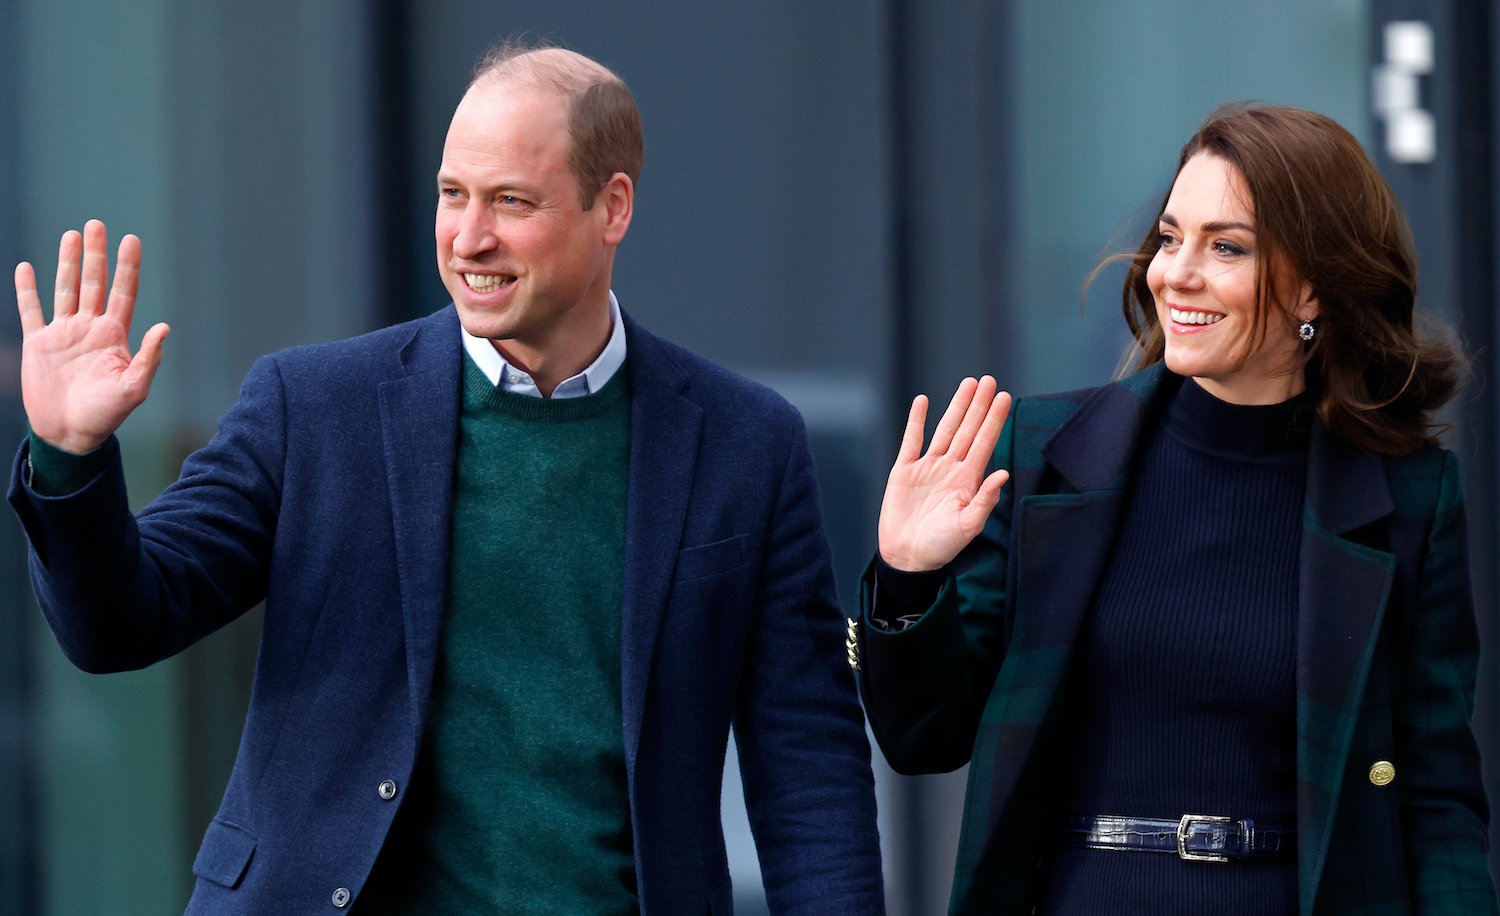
859;364;1495;915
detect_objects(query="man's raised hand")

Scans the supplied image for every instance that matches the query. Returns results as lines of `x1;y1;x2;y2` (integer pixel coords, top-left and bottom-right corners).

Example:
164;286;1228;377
877;376;1011;572
16;219;169;454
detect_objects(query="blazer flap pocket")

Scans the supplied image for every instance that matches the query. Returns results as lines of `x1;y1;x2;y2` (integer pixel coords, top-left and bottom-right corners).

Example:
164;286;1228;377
192;819;257;889
676;534;748;582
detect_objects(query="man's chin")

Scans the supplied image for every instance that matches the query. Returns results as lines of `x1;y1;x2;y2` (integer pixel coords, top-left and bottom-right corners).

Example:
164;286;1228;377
452;303;515;341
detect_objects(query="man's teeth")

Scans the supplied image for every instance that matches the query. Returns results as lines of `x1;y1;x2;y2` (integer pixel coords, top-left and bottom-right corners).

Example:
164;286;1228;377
1170;307;1223;326
464;273;512;292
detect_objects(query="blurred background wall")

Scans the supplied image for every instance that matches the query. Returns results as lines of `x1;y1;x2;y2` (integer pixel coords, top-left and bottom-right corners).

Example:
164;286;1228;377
0;1;1495;914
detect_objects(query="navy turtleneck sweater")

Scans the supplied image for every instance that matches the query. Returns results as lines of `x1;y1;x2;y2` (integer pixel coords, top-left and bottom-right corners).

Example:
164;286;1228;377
1040;375;1310;913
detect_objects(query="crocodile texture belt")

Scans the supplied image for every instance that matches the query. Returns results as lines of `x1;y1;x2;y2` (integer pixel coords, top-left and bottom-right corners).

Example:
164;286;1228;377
1063;814;1296;863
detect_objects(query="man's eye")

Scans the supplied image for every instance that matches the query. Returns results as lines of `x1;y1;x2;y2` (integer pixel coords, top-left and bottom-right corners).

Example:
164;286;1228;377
501;196;522;206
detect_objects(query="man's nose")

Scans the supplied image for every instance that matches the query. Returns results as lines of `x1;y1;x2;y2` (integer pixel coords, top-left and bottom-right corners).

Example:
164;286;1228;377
452;206;498;259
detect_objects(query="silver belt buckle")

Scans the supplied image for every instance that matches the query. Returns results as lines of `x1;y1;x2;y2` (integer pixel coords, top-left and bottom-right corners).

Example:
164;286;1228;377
1176;813;1232;863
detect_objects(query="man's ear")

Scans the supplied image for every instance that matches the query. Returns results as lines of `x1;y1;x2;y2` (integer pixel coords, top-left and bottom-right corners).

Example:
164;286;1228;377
599;172;633;245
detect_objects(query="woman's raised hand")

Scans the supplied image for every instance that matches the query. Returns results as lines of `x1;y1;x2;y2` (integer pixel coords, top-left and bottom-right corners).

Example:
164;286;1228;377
878;376;1011;572
16;220;169;455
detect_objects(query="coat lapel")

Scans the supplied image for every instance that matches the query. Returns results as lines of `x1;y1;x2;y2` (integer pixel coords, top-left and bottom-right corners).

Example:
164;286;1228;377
378;309;462;742
618;315;703;764
1014;366;1164;659
965;370;1159;895
1295;424;1397;913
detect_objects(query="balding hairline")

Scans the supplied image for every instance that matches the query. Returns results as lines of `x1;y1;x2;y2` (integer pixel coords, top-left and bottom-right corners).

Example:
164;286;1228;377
472;46;621;98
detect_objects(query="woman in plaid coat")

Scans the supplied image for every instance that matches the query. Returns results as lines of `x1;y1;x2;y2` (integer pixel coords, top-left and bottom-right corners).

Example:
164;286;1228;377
858;105;1496;914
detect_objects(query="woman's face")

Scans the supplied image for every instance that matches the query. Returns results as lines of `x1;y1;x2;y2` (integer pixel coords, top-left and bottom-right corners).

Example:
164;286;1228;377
1146;152;1317;405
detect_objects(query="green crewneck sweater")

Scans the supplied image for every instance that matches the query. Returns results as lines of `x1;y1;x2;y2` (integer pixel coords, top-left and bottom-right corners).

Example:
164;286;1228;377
362;355;636;914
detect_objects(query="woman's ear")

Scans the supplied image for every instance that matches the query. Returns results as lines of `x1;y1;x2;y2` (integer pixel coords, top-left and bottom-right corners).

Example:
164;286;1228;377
1296;281;1320;322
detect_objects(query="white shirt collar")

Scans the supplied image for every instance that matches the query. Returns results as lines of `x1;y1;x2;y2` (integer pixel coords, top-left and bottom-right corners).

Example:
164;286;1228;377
460;292;627;399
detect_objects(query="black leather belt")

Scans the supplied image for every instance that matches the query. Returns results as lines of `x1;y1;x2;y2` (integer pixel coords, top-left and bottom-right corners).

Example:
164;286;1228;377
1063;814;1295;863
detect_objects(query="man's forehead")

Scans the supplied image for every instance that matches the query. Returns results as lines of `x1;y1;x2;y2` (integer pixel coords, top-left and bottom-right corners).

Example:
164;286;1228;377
450;80;568;132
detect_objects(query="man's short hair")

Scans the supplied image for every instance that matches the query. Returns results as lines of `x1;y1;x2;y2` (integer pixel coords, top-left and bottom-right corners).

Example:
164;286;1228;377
472;41;644;211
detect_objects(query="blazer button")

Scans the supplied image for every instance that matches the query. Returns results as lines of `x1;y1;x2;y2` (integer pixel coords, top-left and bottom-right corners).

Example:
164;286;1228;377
378;779;398;801
332;887;351;908
1369;760;1396;787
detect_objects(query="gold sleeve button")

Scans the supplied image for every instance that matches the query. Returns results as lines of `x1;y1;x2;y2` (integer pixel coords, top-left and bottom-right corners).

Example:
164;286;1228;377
1369;760;1396;787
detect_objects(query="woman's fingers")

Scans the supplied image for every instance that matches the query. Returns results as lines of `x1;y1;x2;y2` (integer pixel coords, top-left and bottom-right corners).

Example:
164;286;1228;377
895;394;929;465
963;389;1011;471
948;376;997;461
928;377;978;456
961;467;1011;529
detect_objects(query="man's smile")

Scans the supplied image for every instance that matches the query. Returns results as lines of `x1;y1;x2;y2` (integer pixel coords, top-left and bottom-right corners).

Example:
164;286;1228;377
463;272;517;293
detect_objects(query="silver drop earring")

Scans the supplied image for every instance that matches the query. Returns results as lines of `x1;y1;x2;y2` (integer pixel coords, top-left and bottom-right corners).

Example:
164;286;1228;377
1298;321;1316;341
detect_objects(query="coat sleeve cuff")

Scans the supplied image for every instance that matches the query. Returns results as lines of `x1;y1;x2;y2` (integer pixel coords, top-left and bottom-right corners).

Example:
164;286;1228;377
867;553;947;632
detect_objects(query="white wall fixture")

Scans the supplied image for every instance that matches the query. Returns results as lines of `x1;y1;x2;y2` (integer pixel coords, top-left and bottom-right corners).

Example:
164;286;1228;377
1372;20;1436;165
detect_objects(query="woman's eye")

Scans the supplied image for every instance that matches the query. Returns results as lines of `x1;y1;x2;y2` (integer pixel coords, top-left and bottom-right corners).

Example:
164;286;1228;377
1156;231;1178;247
1213;240;1247;256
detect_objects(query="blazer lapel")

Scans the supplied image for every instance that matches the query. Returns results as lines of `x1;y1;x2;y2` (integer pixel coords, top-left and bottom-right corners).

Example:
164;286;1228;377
1295;424;1397;913
1015;366;1164;657
969;372;1159;867
618;315;703;764
378;309;462;742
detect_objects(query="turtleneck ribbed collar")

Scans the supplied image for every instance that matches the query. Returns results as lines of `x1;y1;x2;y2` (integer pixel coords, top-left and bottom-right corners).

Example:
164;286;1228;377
1161;373;1312;463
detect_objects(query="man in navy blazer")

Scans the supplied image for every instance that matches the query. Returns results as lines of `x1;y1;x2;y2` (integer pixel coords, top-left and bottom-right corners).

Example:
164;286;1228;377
7;43;883;914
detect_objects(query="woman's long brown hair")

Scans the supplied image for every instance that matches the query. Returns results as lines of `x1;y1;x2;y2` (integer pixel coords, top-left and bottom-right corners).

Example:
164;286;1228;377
1120;103;1465;457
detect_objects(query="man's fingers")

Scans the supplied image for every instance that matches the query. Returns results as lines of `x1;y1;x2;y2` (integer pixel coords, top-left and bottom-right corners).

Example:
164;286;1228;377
107;234;143;328
123;322;170;396
53;230;82;319
948;375;997;460
895;394;929;464
15;262;43;335
928;377;977;457
78;220;109;316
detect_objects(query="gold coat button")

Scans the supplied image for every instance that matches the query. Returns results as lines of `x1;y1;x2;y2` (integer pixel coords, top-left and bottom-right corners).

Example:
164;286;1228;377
1369;760;1396;787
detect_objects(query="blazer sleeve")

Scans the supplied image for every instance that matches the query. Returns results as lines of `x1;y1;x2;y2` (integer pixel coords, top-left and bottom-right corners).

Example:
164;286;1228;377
6;354;286;673
731;416;886;916
1397;450;1498;912
856;411;1017;775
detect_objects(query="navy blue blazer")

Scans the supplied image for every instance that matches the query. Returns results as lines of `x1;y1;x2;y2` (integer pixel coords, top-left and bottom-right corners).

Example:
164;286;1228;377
9;306;884;915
